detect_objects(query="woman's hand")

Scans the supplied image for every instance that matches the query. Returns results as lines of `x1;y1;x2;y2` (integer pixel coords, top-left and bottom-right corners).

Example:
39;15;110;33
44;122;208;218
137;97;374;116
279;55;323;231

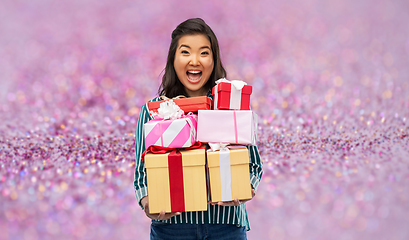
141;196;181;221
210;189;255;207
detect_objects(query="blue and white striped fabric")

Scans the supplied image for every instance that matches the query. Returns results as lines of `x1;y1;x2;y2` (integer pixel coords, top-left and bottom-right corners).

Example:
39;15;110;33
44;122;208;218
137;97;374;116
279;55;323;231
134;92;263;230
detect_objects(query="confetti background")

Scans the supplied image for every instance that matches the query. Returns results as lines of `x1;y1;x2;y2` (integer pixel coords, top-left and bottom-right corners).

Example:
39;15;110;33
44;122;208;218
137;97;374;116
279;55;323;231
1;0;409;239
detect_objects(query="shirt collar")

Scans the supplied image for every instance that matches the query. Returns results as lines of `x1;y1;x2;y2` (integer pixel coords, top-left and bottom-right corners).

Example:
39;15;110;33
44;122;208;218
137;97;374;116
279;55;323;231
206;89;213;100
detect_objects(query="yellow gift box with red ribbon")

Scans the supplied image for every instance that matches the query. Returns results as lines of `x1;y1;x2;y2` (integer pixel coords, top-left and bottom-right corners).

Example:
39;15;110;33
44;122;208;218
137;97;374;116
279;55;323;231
206;145;252;202
144;147;208;214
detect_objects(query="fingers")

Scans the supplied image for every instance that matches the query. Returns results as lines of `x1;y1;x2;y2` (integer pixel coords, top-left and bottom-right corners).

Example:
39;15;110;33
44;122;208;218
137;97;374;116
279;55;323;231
146;212;160;220
157;210;166;220
143;197;180;221
168;212;181;219
156;211;181;221
211;198;251;206
214;199;241;207
144;206;160;220
211;189;256;206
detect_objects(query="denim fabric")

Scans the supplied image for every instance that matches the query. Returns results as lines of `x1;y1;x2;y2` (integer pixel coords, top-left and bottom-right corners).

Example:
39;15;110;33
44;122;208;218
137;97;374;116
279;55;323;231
150;222;247;240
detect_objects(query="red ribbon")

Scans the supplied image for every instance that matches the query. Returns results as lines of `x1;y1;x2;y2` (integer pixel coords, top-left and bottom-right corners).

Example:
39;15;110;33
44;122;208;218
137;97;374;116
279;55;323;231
141;141;203;160
141;141;203;212
168;150;185;212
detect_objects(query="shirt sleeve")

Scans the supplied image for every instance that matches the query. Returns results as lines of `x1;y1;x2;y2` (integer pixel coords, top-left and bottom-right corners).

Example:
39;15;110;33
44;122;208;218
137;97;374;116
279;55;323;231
246;103;263;193
247;145;263;193
134;102;152;209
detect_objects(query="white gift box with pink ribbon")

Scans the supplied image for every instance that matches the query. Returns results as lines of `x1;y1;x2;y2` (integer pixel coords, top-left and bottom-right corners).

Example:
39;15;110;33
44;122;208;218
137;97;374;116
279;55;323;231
144;101;197;149
197;110;257;145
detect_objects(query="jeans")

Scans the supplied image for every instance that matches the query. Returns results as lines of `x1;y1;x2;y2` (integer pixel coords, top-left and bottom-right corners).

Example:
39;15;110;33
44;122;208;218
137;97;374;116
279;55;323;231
150;222;247;240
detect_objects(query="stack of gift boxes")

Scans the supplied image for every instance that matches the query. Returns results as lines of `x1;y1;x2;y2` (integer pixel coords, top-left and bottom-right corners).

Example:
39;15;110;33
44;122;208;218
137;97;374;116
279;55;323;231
143;79;257;213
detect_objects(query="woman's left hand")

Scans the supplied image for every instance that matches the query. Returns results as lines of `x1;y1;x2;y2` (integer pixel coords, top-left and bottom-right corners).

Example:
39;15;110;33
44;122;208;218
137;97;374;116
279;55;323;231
210;189;255;207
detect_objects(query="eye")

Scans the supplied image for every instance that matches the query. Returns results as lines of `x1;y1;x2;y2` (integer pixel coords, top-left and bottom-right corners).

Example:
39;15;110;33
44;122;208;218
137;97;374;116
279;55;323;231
201;51;210;55
181;50;189;54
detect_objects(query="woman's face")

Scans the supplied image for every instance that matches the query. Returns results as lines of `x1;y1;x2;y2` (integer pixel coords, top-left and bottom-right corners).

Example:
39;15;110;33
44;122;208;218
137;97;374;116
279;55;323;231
174;34;214;97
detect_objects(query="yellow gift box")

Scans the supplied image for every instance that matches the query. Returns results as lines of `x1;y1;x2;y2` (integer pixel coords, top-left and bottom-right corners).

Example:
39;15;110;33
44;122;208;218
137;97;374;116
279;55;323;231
144;148;207;214
207;147;252;202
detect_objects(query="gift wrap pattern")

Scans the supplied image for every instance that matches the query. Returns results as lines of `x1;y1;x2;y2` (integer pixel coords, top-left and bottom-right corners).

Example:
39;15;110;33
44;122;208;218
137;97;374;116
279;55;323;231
144;148;207;214
207;148;252;202
197;110;257;145
144;115;197;149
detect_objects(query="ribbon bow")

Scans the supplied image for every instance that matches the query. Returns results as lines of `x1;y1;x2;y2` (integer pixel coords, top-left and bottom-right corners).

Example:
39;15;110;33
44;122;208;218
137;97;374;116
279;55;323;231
208;143;230;152
215;78;247;91
207;143;247;152
141;141;203;160
149;100;184;120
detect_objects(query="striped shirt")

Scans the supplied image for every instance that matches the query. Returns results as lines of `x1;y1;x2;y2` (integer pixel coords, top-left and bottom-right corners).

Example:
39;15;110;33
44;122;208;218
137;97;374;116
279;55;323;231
134;93;263;230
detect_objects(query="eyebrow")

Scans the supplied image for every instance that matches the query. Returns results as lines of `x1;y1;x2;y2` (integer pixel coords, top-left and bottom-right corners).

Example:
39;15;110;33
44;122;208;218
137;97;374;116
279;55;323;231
179;44;211;50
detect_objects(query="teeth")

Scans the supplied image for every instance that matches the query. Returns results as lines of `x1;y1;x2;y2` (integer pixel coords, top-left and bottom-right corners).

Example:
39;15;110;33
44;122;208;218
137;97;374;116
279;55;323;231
188;71;201;74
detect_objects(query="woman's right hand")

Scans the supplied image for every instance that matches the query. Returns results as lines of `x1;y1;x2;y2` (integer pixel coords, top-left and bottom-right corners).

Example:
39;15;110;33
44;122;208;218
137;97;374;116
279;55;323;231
140;196;181;221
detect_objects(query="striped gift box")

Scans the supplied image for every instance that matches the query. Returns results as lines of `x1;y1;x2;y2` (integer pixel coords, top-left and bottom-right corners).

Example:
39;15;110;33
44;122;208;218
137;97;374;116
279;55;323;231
144;114;197;149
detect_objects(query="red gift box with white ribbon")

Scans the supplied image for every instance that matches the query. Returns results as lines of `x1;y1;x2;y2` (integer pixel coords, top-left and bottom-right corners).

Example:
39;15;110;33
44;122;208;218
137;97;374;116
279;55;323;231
212;79;252;110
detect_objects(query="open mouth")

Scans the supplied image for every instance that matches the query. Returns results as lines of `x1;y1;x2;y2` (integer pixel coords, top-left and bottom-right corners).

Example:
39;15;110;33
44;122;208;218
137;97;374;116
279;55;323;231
186;70;202;84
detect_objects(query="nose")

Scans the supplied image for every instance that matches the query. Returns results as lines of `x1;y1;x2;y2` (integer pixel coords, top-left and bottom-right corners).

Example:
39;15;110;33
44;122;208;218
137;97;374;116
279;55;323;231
189;54;199;66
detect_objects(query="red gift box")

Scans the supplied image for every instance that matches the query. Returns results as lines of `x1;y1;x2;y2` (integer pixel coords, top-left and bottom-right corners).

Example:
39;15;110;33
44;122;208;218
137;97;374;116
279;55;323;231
148;96;212;114
212;82;252;110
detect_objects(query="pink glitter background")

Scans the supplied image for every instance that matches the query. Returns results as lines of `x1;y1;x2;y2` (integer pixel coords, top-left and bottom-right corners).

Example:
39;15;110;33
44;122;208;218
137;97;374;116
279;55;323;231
1;0;409;239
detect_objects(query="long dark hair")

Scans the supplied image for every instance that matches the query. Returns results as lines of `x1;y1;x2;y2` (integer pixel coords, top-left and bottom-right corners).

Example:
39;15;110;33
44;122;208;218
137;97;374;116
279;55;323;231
158;18;226;98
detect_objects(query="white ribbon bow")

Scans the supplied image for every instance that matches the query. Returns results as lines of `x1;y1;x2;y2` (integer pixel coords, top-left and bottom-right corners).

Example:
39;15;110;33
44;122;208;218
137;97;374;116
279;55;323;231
214;78;248;110
150;100;184;120
208;143;248;152
208;143;230;152
215;78;247;91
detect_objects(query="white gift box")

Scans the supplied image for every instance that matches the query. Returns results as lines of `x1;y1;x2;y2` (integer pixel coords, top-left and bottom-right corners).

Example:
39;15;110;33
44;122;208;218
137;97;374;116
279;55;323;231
197;110;257;145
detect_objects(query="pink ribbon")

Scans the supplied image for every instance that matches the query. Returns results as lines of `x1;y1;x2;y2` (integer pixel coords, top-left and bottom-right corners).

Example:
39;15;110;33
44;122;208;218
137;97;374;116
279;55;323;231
160;122;164;147
233;111;238;143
